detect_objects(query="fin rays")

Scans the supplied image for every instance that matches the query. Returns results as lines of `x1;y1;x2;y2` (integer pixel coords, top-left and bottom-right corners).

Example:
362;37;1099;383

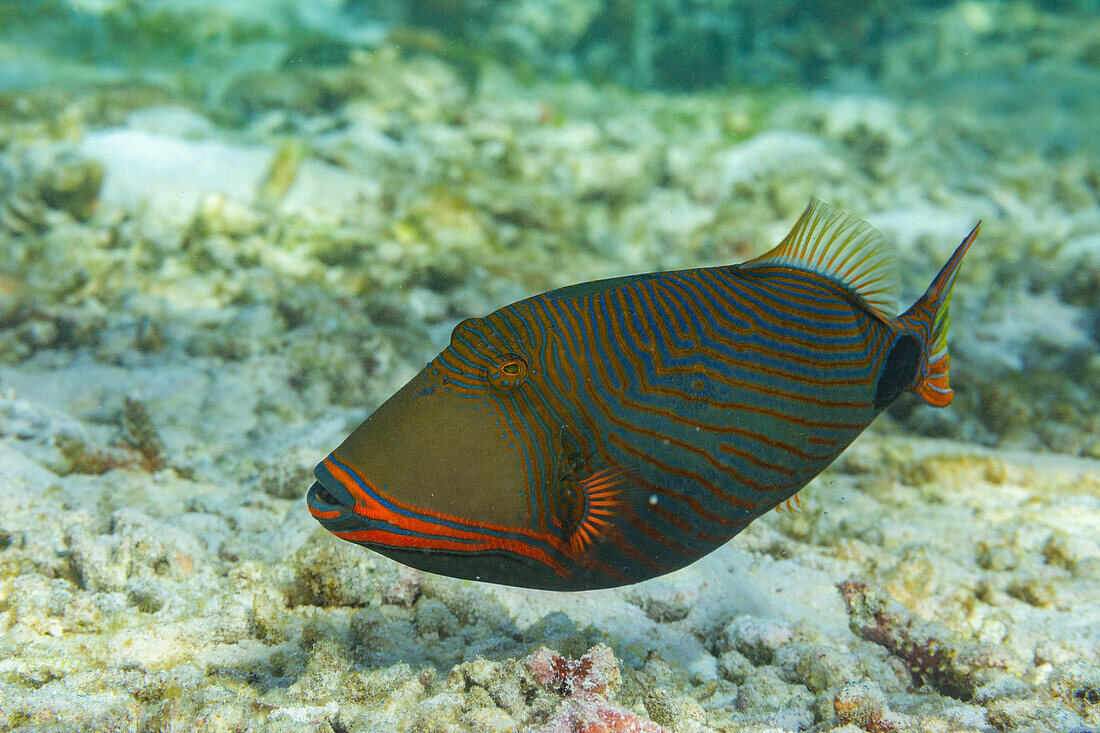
745;198;899;320
568;468;625;555
900;221;980;407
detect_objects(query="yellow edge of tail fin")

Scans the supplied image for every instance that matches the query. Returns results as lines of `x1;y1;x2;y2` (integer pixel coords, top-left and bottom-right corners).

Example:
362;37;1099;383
907;221;980;408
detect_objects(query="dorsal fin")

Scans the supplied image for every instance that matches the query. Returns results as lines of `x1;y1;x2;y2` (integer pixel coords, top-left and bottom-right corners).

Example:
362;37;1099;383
743;198;899;320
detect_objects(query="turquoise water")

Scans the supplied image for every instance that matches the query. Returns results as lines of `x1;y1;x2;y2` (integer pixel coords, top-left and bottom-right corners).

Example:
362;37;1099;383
3;0;1097;451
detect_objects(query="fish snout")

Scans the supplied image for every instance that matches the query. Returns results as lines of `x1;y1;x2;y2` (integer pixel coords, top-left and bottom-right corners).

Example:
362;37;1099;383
306;476;354;524
326;368;532;527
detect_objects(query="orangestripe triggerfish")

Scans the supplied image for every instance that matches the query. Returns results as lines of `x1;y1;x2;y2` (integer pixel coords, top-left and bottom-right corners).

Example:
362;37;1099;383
308;199;978;590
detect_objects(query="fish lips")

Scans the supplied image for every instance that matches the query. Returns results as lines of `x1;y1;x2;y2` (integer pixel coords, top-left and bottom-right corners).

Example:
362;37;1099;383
306;471;358;528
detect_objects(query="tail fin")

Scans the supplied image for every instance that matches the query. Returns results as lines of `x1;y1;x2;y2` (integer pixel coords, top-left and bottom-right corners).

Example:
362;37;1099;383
897;222;980;407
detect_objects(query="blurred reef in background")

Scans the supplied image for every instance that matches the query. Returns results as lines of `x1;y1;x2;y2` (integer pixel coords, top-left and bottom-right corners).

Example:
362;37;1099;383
2;0;1098;456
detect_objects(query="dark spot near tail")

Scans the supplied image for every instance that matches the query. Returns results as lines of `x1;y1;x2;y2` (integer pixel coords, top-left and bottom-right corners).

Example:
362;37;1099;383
875;335;921;410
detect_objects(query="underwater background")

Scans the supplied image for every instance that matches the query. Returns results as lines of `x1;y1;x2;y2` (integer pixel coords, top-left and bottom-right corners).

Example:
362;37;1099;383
1;0;1098;730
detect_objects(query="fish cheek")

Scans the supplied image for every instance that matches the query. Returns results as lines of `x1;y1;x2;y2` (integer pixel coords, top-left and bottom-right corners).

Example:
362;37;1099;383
334;368;533;528
874;334;921;410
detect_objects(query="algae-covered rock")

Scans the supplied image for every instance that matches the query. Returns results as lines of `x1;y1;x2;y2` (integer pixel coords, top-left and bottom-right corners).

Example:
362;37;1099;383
642;687;707;732
290;534;393;607
833;679;887;730
736;666;814;729
839;577;1019;702
716;615;795;666
773;643;862;694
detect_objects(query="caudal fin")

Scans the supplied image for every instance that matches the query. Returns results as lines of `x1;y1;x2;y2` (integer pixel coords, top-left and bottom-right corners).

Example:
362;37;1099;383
897;222;981;407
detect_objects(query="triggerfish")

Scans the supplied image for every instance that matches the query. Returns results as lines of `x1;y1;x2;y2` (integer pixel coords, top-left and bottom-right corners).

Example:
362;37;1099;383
308;199;978;590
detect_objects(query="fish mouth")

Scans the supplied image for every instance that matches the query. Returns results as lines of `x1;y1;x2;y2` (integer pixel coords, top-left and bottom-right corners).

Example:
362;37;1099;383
306;475;355;522
310;483;339;505
306;452;615;590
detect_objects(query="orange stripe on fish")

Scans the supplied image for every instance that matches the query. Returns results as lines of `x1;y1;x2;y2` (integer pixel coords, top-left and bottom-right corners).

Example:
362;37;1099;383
321;453;575;577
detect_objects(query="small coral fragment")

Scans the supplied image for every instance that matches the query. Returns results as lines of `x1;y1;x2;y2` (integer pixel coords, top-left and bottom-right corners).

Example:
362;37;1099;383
838;577;1015;701
833;680;887;731
524;645;669;733
525;644;621;698
55;433;129;475
121;397;166;472
539;698;669;733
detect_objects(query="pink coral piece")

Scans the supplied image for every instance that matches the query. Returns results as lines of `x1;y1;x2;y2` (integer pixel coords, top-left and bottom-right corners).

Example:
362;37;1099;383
525;644;619;696
525;645;670;733
537;696;668;733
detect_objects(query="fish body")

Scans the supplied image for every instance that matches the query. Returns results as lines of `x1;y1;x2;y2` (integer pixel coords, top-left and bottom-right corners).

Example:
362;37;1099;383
308;199;978;590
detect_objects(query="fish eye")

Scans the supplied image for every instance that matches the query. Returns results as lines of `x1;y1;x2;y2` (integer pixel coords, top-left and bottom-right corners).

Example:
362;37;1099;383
487;353;528;391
